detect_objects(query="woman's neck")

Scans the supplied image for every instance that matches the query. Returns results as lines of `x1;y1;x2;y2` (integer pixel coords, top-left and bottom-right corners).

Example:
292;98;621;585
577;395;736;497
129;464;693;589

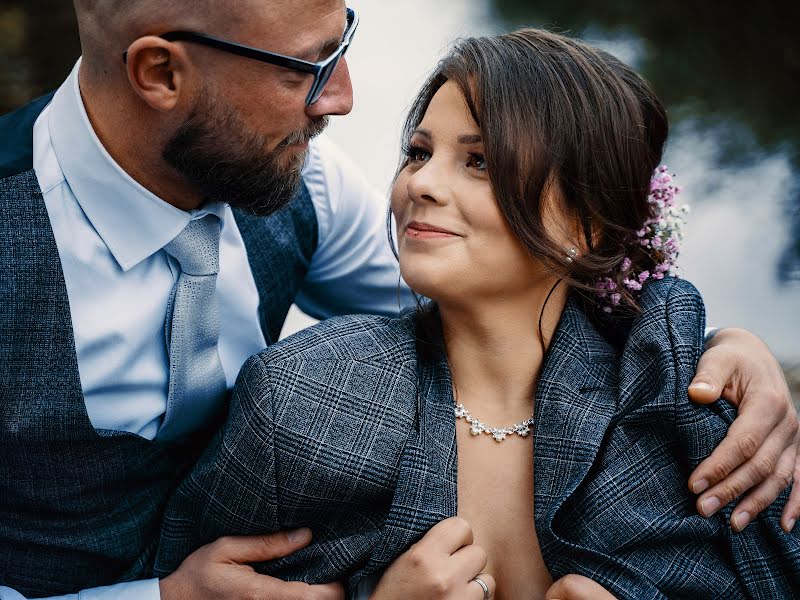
437;279;568;417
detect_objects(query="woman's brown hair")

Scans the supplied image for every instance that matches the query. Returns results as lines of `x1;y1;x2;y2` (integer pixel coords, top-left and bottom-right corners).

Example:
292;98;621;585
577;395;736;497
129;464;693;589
394;28;669;316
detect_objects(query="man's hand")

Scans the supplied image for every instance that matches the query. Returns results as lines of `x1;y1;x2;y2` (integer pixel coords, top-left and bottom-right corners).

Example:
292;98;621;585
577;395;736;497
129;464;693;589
545;575;618;599
159;528;344;600
370;517;495;599
687;327;799;533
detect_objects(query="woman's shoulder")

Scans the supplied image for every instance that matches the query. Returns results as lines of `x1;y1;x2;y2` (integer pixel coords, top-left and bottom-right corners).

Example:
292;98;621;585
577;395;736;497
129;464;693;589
617;276;706;408
250;311;418;370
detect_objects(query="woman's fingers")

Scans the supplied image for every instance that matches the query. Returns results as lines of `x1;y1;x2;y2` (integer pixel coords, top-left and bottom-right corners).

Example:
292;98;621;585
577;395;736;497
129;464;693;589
418;516;475;555
451;543;489;581
545;574;618;600
468;572;496;599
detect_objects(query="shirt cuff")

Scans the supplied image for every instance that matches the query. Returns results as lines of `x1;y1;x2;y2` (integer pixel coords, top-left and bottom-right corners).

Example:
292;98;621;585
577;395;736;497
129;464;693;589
704;326;721;345
79;580;160;600
5;579;162;600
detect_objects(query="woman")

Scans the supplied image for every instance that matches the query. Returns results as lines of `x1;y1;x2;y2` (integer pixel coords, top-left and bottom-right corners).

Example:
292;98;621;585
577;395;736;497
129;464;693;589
155;29;800;598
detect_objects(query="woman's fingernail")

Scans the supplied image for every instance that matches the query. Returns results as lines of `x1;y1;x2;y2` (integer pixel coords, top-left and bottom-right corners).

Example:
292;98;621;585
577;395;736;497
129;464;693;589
689;381;713;391
701;496;721;516
732;512;751;532
787;518;796;533
692;479;709;494
287;527;311;543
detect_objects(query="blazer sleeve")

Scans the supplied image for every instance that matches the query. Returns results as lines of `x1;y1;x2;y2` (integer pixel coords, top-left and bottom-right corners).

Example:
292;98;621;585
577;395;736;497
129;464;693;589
555;279;800;599
154;353;281;577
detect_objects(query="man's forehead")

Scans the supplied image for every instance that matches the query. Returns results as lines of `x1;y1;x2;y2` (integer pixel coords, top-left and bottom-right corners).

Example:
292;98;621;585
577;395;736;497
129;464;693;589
234;0;347;53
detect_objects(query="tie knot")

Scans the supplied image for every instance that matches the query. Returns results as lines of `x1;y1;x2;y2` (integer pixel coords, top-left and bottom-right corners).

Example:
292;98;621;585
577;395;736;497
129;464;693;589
163;215;221;276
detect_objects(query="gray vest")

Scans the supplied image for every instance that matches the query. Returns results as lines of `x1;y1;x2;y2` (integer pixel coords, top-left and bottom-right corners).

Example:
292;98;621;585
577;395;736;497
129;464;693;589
0;96;318;597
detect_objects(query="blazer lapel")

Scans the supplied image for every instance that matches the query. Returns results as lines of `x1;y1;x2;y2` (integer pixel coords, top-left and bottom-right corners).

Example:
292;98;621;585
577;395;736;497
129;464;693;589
532;297;619;537
359;328;458;580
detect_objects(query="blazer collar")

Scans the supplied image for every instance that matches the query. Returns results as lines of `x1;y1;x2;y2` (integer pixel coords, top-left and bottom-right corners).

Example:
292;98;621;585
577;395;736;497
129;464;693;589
531;295;620;527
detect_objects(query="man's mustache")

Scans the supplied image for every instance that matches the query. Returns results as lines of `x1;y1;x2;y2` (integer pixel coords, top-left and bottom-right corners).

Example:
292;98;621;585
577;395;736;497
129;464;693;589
280;117;329;148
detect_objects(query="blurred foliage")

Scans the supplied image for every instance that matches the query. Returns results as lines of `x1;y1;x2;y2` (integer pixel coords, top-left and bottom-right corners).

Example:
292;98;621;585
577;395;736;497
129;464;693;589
0;0;79;112
491;0;800;281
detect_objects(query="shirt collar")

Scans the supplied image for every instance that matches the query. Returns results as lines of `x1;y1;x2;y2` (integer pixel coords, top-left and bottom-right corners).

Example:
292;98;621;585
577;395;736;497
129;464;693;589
48;59;227;272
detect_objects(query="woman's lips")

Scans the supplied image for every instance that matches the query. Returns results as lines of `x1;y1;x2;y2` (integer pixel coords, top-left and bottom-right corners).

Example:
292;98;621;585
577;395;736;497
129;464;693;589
405;221;460;240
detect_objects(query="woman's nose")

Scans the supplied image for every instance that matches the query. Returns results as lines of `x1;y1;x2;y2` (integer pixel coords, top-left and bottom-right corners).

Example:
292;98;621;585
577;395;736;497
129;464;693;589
406;159;449;205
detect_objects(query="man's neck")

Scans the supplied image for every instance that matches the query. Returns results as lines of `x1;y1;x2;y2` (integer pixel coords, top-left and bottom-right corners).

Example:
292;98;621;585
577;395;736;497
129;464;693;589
78;66;204;212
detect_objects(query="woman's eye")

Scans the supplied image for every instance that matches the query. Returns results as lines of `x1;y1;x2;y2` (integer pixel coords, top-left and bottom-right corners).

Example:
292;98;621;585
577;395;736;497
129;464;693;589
403;144;431;164
467;153;487;171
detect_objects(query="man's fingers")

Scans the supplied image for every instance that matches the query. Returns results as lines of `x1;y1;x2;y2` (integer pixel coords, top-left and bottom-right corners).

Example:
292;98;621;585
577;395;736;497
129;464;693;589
695;427;787;517
781;434;800;533
727;444;796;531
418;516;474;554
210;528;313;564
688;346;735;406
688;408;778;494
469;572;496;599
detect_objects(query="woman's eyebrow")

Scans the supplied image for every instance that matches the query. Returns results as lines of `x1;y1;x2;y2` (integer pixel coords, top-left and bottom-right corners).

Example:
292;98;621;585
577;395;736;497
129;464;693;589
412;128;432;141
458;134;482;144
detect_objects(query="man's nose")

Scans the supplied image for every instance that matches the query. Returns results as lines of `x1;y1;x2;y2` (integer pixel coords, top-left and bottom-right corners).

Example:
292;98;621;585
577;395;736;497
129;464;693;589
306;57;354;118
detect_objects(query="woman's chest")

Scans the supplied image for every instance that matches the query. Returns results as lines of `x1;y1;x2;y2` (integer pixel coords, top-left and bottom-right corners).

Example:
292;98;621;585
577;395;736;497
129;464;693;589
457;425;553;600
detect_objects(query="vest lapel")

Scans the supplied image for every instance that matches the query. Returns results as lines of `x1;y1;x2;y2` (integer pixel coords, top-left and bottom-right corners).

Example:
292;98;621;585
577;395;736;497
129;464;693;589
0;170;91;439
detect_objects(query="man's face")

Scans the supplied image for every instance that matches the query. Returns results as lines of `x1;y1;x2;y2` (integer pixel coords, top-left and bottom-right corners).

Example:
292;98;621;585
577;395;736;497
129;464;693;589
164;0;353;214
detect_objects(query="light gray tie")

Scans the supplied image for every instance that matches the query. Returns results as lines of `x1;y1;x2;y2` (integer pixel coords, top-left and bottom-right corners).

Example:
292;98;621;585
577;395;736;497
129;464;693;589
156;215;227;441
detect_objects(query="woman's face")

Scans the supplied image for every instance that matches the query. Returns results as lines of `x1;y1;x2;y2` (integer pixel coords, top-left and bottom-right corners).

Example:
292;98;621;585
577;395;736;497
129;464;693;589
391;81;549;305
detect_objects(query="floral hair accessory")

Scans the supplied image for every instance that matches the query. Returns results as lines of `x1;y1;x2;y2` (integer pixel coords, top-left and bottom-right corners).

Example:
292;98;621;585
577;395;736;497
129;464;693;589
595;165;689;313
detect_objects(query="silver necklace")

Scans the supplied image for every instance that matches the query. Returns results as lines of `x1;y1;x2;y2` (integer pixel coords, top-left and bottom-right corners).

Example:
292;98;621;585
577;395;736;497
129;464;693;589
453;396;535;442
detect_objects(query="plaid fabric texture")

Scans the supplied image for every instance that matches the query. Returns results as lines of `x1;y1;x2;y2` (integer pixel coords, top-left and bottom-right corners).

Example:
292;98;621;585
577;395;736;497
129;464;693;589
157;277;800;598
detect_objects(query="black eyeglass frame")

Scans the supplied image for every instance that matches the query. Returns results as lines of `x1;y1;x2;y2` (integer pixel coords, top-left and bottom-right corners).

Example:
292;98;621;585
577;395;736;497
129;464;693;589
122;7;358;106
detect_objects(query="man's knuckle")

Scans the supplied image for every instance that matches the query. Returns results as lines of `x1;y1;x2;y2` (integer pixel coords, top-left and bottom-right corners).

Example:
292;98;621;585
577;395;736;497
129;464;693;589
752;455;777;480
736;432;760;460
775;468;794;490
708;461;731;482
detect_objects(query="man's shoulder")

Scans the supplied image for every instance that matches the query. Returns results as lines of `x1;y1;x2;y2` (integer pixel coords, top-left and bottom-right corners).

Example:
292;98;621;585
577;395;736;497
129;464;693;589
0;92;54;179
258;312;417;367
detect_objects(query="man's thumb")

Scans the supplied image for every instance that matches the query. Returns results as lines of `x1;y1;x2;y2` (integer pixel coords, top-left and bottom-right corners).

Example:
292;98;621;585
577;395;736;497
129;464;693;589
214;528;312;564
687;377;721;404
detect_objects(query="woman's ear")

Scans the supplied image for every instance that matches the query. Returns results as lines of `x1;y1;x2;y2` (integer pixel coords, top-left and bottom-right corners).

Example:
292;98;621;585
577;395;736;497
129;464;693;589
124;36;190;112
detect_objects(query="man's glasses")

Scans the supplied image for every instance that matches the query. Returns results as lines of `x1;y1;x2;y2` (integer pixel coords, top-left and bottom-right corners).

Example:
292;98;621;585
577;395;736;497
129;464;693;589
123;8;358;106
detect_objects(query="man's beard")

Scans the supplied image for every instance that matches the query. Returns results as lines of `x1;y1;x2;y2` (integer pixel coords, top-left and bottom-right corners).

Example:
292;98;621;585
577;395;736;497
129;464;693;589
163;90;328;216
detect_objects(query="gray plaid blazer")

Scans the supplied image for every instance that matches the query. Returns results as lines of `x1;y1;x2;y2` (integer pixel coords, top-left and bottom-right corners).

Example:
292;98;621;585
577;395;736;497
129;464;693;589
156;277;800;599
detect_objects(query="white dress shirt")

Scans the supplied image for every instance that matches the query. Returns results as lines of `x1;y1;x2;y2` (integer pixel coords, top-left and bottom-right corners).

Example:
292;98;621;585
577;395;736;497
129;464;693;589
0;60;405;600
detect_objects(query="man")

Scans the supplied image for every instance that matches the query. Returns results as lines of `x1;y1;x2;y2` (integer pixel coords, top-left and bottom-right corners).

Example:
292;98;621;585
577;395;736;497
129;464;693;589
0;1;797;599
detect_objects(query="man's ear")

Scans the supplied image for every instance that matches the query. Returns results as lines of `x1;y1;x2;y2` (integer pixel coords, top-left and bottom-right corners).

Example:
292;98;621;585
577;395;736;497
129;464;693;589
124;36;190;112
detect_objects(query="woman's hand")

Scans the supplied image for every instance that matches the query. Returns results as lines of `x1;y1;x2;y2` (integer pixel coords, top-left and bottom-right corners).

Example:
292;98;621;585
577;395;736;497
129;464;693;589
370;517;495;599
687;327;799;532
545;575;618;599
